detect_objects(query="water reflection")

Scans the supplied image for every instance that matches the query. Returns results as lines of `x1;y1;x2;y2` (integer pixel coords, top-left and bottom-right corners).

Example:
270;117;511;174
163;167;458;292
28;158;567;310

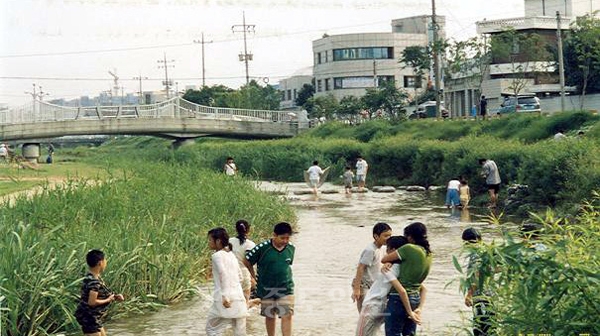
109;182;499;335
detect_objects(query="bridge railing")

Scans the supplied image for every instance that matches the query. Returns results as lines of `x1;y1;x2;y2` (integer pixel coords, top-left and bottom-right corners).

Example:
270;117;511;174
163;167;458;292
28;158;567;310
1;97;300;125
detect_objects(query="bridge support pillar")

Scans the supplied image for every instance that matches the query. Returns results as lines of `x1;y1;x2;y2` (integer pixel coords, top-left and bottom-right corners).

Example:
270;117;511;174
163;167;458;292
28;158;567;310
171;139;195;149
22;143;41;163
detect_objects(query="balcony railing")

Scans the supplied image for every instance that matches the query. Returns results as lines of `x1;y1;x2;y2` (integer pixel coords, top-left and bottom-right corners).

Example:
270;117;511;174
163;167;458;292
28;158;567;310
476;16;571;33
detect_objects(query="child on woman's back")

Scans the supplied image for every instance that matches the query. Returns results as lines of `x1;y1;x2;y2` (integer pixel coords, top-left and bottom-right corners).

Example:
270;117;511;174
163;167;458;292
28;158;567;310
351;222;392;313
206;227;247;336
355;236;424;336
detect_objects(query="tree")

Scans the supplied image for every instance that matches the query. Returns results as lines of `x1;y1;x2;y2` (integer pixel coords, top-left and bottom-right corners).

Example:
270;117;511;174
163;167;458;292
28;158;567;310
444;36;491;111
400;46;431;79
224;80;281;110
490;29;553;103
564;13;600;109
295;83;315;107
182;85;233;106
335;96;363;121
304;94;338;119
360;80;408;119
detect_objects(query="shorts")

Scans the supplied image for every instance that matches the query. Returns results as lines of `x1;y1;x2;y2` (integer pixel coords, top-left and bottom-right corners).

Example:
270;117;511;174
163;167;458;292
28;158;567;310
460;196;470;206
487;184;500;193
309;178;319;188
260;295;294;318
357;174;366;183
344;180;353;188
75;310;103;334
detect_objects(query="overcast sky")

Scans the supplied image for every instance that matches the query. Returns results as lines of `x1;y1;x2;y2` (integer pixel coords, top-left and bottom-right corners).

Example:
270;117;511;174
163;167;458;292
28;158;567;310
0;0;525;106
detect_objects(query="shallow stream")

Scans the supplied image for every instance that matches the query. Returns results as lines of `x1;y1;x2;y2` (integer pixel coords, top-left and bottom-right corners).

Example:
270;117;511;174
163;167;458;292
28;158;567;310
109;182;500;335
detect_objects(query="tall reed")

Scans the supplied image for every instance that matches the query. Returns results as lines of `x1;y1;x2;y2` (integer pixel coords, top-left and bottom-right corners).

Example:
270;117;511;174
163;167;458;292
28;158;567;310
0;162;295;335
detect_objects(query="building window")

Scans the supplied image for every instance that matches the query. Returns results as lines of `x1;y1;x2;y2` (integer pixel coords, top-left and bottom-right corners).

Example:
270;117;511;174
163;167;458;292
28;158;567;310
317;52;322;64
334;78;343;89
333;47;394;61
293;89;297;100
287;89;292;101
317;80;323;92
403;76;422;88
325;79;331;91
378;76;395;86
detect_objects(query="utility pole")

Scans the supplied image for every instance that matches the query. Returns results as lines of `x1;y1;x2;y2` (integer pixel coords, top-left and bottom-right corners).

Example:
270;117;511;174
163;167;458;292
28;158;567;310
373;57;378;88
157;53;175;99
133;75;148;104
431;0;442;118
232;11;255;85
556;11;566;112
193;32;213;87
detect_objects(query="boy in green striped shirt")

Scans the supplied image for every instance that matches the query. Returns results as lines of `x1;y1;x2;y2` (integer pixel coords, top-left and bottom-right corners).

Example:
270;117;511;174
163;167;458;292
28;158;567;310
244;222;295;336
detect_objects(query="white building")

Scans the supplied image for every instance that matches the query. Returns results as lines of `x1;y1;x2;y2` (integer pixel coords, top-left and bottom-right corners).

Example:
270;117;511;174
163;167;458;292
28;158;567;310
278;67;313;110
445;0;599;116
312;15;445;101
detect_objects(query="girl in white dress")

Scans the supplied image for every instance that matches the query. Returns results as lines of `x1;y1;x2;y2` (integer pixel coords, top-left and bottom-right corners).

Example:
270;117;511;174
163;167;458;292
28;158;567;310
206;227;248;336
228;220;257;306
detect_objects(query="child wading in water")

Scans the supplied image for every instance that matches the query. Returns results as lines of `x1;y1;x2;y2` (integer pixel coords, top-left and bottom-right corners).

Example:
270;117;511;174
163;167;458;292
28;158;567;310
228;220;260;308
206;227;248;336
75;249;124;336
355;236;425;336
460;178;471;208
343;166;355;194
352;222;393;313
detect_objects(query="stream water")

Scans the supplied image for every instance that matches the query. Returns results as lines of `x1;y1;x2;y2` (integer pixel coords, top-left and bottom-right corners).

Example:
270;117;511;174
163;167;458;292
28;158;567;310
109;182;501;335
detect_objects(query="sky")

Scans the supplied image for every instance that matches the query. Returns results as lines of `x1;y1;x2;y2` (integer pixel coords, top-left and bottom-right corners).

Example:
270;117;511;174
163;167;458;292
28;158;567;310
0;0;526;106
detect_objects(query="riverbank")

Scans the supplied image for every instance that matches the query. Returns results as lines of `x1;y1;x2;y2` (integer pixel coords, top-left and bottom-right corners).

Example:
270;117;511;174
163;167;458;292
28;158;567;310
133;111;600;216
0;159;295;336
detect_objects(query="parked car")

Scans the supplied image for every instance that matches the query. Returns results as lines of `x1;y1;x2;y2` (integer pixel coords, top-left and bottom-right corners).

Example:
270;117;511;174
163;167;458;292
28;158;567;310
409;101;446;119
499;95;541;113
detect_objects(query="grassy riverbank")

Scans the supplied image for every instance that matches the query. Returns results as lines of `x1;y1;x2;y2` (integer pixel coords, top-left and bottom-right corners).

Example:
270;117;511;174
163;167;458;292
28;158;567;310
151;111;600;214
0;158;295;335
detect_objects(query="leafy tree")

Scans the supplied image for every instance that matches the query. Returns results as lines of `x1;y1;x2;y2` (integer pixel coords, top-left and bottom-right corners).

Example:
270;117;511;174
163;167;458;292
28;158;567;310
400;46;431;78
304;94;338;119
361;81;408;119
444;36;491;111
182;85;233;106
564;13;600;108
491;29;553;100
295;83;315;107
335;96;363;121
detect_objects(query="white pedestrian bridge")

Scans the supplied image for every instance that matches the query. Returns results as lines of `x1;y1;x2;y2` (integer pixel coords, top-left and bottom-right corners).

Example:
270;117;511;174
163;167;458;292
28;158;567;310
0;97;308;142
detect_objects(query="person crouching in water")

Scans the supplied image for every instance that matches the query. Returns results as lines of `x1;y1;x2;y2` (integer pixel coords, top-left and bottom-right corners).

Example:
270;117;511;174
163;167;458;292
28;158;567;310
445;177;461;208
206;227;248;336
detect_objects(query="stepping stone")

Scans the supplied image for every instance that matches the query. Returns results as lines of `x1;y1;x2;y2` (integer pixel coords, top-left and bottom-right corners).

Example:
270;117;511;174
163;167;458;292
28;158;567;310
321;189;340;194
406;186;427;192
372;186;396;193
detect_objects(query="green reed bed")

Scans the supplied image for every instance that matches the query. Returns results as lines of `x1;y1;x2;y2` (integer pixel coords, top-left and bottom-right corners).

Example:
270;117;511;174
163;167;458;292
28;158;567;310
0;162;295;336
454;196;600;335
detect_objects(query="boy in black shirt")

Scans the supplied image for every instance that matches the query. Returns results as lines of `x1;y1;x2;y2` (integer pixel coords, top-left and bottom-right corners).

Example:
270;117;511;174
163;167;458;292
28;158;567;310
75;250;124;336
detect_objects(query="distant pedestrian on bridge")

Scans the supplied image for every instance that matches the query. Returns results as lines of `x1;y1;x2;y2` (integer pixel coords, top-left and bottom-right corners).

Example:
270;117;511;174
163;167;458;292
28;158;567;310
224;157;238;176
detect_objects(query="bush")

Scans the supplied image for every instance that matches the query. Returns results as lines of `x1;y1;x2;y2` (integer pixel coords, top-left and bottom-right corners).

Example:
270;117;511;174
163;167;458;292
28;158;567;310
455;198;600;335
